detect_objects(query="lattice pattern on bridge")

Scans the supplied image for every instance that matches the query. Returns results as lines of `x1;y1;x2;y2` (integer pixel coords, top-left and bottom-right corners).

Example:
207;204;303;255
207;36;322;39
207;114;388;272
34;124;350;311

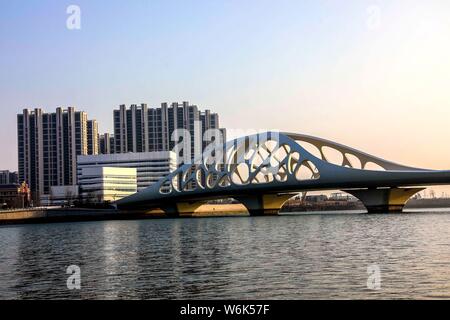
156;132;417;196
116;131;450;212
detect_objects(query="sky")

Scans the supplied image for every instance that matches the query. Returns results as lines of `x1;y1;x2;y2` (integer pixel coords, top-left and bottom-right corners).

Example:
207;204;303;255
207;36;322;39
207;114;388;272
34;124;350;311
1;0;450;195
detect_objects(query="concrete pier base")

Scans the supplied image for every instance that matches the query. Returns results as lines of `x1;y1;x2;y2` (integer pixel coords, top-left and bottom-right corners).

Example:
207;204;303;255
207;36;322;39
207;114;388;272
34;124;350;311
161;201;205;217
236;194;295;216
344;187;425;213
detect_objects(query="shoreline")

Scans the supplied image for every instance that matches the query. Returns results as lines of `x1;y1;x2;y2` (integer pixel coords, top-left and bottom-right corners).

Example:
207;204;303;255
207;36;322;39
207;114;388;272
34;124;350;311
0;204;249;225
1;202;450;226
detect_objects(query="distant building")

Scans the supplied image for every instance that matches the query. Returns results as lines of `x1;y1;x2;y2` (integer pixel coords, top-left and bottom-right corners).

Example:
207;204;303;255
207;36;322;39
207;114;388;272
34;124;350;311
329;192;355;201
113;102;226;162
0;170;18;185
305;195;328;203
87;120;99;155
78;167;137;203
99;133;114;155
41;185;80;206
0;182;31;209
220;128;227;146
200;109;221;150
17;107;96;204
114;104;149;153
16;103;225;205
77;151;177;191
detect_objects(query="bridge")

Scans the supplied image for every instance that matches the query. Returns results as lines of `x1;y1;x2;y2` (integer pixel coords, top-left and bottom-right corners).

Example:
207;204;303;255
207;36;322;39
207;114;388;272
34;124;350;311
116;132;450;215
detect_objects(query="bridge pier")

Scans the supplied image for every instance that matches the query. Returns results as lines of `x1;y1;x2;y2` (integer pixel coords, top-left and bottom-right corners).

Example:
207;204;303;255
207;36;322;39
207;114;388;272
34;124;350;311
344;187;424;213
236;194;294;216
161;201;205;217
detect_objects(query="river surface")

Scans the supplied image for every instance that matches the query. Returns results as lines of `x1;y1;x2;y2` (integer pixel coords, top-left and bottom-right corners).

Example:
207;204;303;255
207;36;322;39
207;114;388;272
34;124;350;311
1;209;450;299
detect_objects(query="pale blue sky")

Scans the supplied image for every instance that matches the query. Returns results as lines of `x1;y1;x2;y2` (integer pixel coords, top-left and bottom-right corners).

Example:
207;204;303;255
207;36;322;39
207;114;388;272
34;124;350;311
1;0;450;180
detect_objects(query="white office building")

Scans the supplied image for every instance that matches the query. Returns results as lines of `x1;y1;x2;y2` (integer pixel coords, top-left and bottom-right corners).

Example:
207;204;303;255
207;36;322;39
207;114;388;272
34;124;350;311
77;151;177;191
78;167;137;202
40;185;80;206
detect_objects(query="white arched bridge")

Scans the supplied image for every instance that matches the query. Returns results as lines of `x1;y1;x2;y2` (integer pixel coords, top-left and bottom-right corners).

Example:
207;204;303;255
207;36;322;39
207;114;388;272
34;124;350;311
116;132;450;215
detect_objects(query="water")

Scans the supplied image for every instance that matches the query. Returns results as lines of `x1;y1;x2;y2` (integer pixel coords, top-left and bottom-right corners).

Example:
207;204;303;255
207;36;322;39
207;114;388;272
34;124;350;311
1;210;450;299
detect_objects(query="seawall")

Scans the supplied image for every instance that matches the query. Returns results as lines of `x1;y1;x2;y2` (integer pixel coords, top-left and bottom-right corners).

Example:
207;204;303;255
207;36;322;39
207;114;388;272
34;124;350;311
0;208;156;225
2;200;449;226
0;204;249;225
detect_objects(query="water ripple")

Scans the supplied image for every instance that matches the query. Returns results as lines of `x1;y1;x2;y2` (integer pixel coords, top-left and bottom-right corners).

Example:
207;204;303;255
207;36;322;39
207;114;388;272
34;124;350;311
1;211;450;299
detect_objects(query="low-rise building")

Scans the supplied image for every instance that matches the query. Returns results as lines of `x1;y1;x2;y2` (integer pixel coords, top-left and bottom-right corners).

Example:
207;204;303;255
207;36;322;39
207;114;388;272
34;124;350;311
0;182;31;209
77;151;177;191
78;167;137;203
40;185;80;206
305;195;328;203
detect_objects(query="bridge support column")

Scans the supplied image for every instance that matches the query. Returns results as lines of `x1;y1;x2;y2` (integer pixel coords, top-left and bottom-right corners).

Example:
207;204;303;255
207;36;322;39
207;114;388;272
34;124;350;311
344;187;424;213
161;201;205;217
236;194;294;216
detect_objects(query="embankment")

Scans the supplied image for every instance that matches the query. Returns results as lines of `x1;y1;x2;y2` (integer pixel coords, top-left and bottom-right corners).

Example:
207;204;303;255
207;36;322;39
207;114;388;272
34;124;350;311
0;204;249;225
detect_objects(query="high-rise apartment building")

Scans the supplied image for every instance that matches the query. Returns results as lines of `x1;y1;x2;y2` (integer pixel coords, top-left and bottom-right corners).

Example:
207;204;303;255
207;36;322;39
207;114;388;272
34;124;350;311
113;104;149;154
113;101;225;162
99;133;114;155
87;120;99;155
17;107;94;204
0;170;18;185
149;103;169;152
200;109;223;150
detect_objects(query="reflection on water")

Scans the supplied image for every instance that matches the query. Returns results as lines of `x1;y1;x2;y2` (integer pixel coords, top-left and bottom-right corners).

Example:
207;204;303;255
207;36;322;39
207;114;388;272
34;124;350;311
1;210;450;299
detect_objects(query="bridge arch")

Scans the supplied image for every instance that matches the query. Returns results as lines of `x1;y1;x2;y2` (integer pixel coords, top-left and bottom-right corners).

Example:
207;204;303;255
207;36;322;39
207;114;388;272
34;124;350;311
117;131;450;215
